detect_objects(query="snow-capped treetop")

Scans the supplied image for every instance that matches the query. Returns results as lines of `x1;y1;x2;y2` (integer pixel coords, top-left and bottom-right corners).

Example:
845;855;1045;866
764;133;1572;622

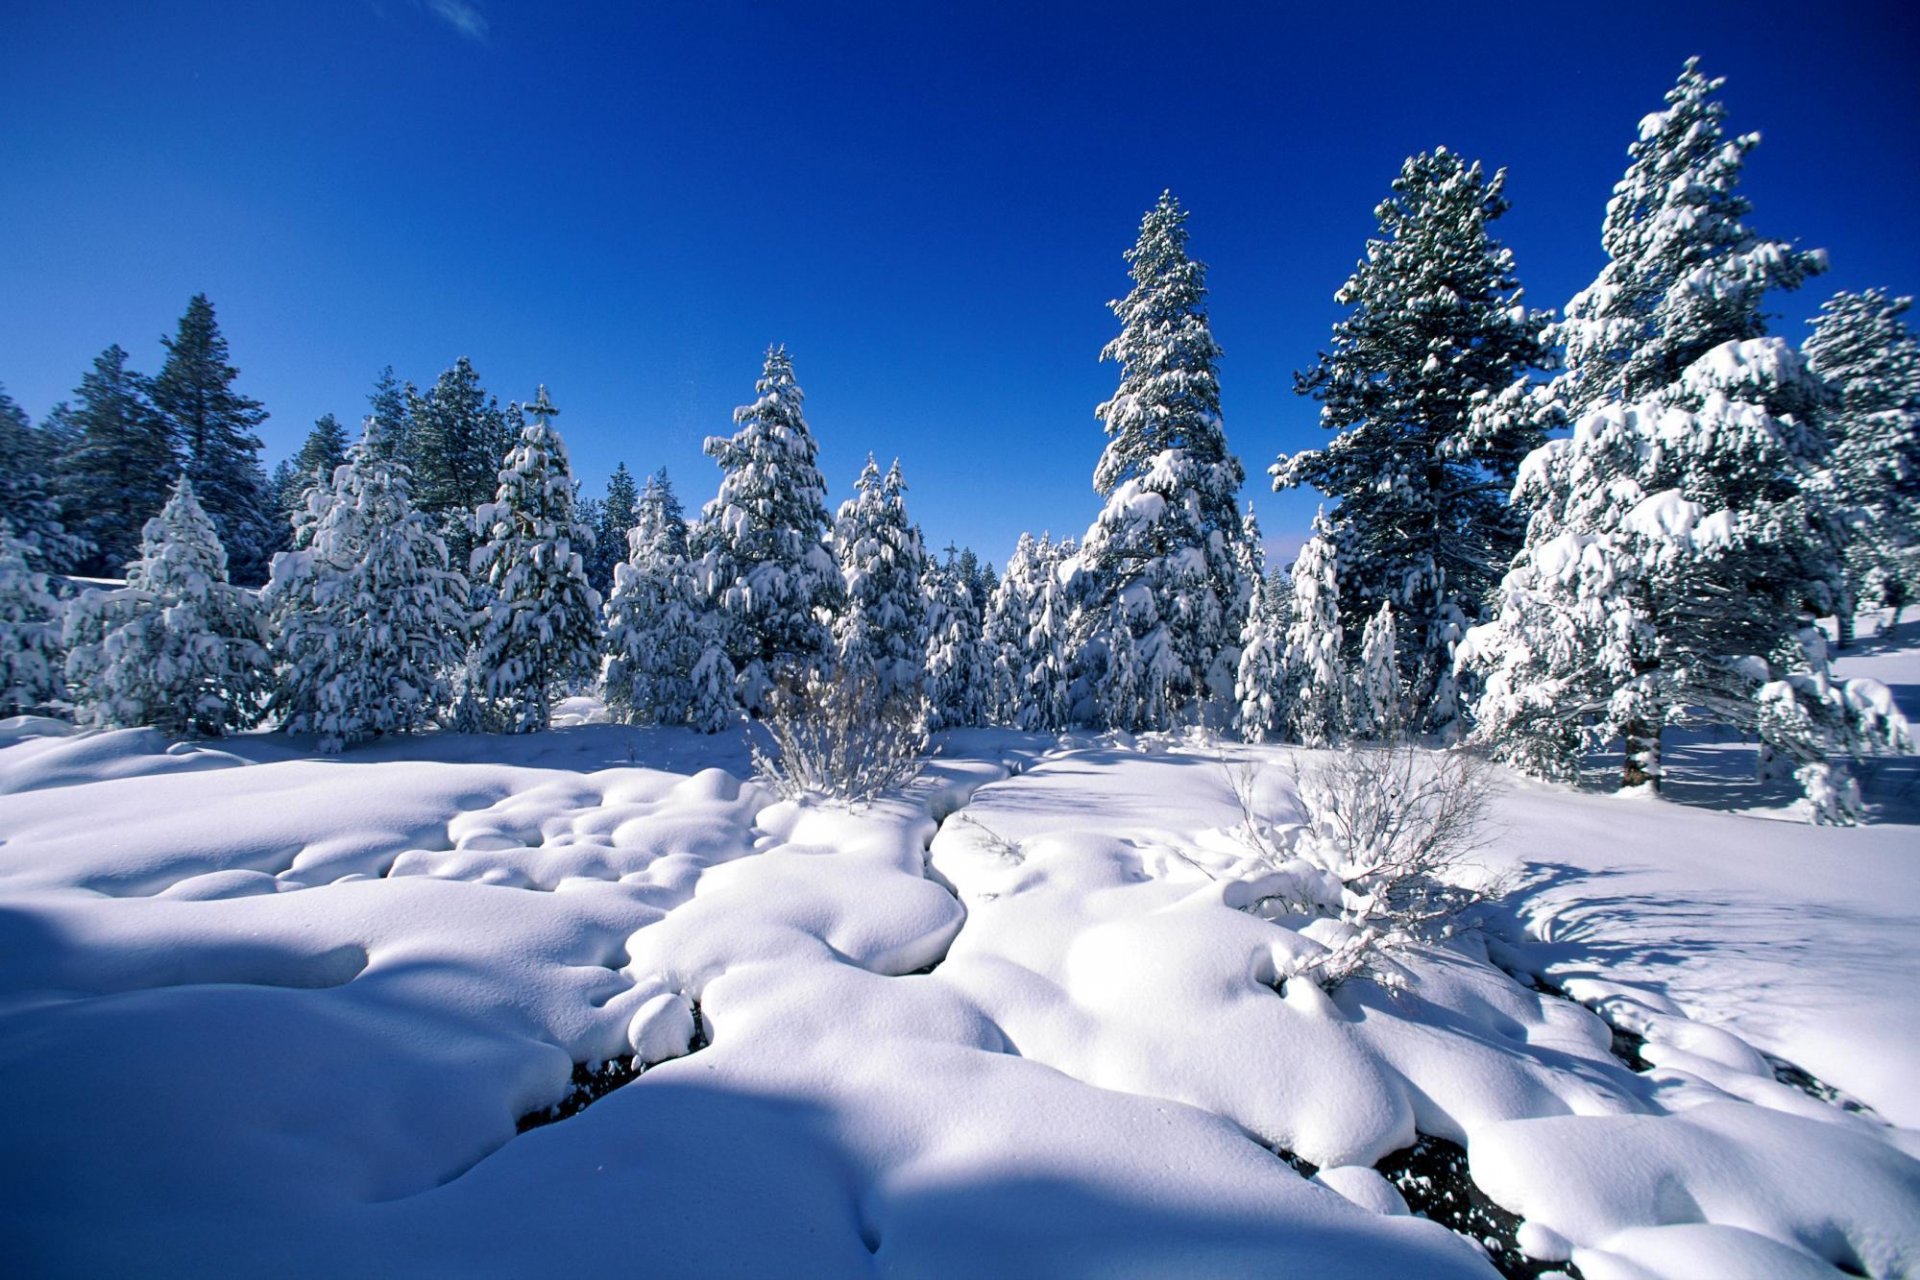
1095;191;1238;507
629;469;690;566
1555;58;1826;415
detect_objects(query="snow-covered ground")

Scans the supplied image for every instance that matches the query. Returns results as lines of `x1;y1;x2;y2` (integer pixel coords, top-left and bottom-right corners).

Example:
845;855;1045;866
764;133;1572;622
2;625;1916;1278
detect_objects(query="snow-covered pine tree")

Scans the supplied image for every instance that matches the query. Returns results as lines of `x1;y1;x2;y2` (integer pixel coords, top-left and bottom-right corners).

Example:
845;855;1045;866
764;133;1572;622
1234;569;1287;742
925;552;990;731
409;358;514;569
603;470;731;729
1351;601;1403;741
0;385;89;575
149;295;276;586
1022;535;1077;732
832;455;929;705
1803;289;1920;642
467;387;603;732
1282;516;1345;747
0;530;64;717
1459;338;1906;821
62;345;178;578
1278;149;1551;739
691;347;841;713
64;477;269;735
263;419;468;752
592;462;641;597
983;533;1044;725
1082;191;1248;728
1554;59;1827;418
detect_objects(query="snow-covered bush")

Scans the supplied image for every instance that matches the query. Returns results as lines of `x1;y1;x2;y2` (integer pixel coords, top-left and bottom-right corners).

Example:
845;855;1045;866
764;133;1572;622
64;477;269;735
751;666;929;804
0;529;64;716
1227;745;1500;991
263;422;468;753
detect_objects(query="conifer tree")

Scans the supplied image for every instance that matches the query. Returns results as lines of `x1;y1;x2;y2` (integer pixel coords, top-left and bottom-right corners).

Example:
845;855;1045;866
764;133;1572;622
691;347;841;713
64;478;269;735
833;456;929;703
1235;569;1287;742
983;533;1044;725
925;555;990;731
592;462;641;596
149;295;275;585
264;420;468;752
0;530;64;717
0;385;89;574
274;413;353;533
1083;191;1248;727
409;357;512;568
1278;149;1551;738
603;470;729;728
366;366;415;467
1283;517;1345;747
468;387;603;732
1021;535;1077;732
1351;602;1403;741
63;345;177;577
1803;289;1920;641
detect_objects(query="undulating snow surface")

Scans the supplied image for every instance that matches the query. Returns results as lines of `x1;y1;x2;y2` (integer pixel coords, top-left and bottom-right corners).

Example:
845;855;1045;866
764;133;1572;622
2;622;1916;1277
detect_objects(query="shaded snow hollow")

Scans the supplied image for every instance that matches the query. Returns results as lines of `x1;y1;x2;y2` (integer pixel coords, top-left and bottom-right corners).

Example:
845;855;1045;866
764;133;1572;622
2;638;1918;1277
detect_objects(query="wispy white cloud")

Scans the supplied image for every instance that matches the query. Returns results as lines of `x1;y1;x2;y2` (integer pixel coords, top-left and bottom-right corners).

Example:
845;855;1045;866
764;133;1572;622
422;0;489;42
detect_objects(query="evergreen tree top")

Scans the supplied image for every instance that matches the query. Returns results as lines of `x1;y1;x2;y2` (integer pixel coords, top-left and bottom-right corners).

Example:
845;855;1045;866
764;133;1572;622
1557;59;1826;413
133;477;230;590
150;294;267;435
1095;190;1232;496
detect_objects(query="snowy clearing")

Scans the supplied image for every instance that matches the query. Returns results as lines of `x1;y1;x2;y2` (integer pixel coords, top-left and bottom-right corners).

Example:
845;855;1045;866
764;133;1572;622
2;626;1917;1278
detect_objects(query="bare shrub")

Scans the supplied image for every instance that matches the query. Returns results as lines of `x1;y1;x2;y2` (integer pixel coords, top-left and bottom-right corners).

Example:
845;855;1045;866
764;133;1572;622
1228;744;1504;990
751;666;929;804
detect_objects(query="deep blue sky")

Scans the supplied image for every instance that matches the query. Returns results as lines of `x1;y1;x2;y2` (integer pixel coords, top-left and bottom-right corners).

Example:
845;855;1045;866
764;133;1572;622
5;1;1917;566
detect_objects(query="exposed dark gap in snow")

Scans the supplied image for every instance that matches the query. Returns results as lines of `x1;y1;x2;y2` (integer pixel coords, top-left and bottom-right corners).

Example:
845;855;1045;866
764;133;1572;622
514;1001;711;1134
1376;1135;1579;1280
1763;1053;1879;1119
1268;1145;1319;1179
1527;976;1648;1072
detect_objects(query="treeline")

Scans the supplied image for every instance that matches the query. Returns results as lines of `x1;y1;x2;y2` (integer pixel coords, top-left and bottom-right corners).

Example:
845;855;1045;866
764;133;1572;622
2;60;1914;822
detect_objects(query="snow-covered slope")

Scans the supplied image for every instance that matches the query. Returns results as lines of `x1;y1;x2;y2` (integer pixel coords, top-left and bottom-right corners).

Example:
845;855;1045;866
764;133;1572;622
1;623;1916;1277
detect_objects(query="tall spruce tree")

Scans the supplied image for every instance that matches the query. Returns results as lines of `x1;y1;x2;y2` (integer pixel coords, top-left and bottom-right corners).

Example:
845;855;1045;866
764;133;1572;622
1465;61;1849;801
925;552;991;731
468;388;603;732
832;456;929;704
1278;148;1551;738
1803;290;1920;641
264;420;468;752
149;295;275;585
691;346;841;713
1082;191;1248;728
64;477;269;735
410;357;513;569
63;345;178;577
